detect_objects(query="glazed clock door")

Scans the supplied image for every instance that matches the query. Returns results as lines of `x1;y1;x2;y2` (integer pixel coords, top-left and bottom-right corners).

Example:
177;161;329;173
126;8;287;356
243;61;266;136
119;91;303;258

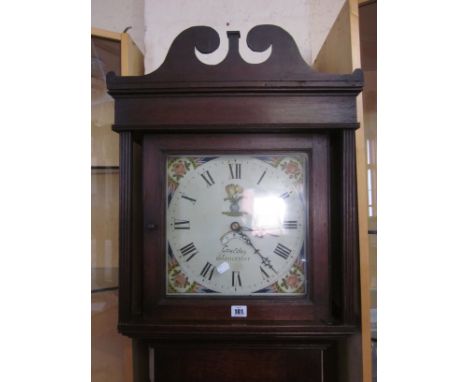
140;133;332;325
166;153;308;296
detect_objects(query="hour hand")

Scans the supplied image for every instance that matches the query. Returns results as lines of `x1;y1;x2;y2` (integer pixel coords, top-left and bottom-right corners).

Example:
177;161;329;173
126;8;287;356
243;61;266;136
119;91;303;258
234;229;278;274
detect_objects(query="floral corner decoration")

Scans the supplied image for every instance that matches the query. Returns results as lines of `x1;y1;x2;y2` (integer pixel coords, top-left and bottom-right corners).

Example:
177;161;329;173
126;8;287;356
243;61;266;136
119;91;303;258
280;159;303;182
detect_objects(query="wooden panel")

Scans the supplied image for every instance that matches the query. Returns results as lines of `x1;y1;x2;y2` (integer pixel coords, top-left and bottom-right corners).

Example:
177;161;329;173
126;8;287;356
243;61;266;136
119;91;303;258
117;133;144;320
342;130;360;324
313;4;353;75
92;27;122;41
119;132;134;322
132;339;149;382
152;344;334;382
359;0;377;312
92;36;122;76
121;32;144;76
113;95;358;129
91;100;119;166
349;2;373;381
92;36;121;166
91;170;119;268
314;1;372;381
91;31;143;167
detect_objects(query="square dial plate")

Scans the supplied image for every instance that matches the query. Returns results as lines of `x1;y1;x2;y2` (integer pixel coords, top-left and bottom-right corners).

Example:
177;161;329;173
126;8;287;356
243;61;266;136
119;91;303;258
166;153;308;296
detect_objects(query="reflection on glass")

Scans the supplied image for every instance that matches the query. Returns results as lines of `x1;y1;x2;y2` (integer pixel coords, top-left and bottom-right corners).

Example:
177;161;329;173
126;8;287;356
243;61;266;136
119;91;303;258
92;36;120;167
91;36;120;292
91;168;119;290
91;33;130;382
252;195;286;232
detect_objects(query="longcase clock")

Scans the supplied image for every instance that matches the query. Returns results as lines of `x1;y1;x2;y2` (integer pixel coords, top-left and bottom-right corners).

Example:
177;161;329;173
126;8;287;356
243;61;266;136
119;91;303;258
107;25;363;382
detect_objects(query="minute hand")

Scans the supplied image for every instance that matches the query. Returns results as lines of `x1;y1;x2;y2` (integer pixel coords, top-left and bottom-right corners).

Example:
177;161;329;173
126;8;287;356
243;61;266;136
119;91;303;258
237;231;277;274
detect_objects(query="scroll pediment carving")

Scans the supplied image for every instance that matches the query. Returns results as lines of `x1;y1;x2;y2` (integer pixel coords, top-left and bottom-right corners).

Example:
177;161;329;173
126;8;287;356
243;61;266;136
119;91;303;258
107;25;362;93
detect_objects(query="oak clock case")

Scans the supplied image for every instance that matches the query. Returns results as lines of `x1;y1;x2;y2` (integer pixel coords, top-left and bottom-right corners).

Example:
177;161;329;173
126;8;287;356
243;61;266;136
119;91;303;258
107;25;363;382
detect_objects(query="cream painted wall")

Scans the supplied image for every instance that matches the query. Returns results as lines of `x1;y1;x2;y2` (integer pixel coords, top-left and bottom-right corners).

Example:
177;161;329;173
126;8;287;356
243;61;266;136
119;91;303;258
144;0;345;73
91;0;145;53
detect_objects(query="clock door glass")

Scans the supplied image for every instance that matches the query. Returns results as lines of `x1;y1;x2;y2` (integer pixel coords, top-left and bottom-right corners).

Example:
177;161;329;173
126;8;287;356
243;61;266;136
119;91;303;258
166;154;307;296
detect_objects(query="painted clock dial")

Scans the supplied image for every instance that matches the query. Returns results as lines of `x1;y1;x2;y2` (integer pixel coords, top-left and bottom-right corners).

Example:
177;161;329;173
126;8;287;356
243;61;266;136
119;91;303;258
166;154;308;296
